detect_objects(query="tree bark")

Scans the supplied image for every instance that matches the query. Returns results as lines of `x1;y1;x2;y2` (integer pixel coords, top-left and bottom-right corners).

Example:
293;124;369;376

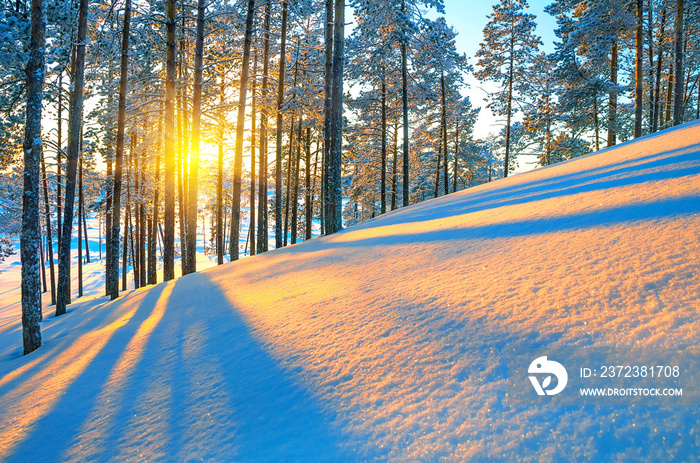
634;0;643;138
163;0;177;281
607;40;618;147
440;72;449;192
21;0;46;354
108;0;131;299
673;0;684;125
257;0;271;254
380;71;387;214
184;0;205;274
56;0;88;316
40;150;56;305
230;0;256;261
250;51;258;256
400;0;409;205
327;0;344;233
216;80;225;264
323;0;333;234
275;0;289;248
652;6;667;132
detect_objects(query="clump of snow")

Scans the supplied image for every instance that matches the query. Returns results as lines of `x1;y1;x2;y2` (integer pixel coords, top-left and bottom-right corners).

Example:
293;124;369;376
0;121;699;461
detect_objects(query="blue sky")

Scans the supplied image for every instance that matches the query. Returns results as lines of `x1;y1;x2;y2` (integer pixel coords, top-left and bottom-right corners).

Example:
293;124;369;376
438;0;560;141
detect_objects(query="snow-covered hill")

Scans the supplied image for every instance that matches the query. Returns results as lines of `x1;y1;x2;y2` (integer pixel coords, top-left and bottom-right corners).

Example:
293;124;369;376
1;121;699;461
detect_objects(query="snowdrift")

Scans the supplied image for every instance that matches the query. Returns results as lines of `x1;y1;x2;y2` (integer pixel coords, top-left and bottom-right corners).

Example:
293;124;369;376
1;121;699;461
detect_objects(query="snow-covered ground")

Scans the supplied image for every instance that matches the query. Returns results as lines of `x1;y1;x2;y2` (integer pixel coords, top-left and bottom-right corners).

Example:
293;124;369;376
1;121;699;461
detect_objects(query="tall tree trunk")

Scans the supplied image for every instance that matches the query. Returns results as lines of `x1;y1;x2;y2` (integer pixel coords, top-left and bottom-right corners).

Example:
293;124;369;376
593;96;600;150
21;0;46;354
327;0;344;233
148;152;160;285
284;45;300;247
380;71;387;214
163;0;177;281
275;0;289;248
400;0;409;205
653;6;667;132
250;51;258;256
440;72;449;192
434;146;441;198
78;158;83;297
504;39;514;178
634;0;643;138
105;155;112;295
257;0;271;254
291;114;303;244
673;0;684;125
230;0;256;261
177;16;189;274
56;73;63;247
216;79;225;264
184;0;205;274
304;127;312;240
108;0;131;299
121;207;128;291
453;117;459;193
323;0;333;234
56;0;88;316
665;60;674;125
391;121;398;211
284;107;296;247
40;151;56;305
607;40;618;147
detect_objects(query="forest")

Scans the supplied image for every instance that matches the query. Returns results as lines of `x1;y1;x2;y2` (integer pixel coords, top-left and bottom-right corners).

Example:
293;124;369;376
1;0;699;355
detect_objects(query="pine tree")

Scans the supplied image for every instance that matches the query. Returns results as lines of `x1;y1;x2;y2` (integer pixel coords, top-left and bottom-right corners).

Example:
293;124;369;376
56;0;89;316
21;0;47;354
475;0;540;178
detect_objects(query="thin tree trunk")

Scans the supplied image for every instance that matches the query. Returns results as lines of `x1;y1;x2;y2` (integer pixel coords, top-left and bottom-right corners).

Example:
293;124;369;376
216;79;225;265
453;117;459;193
284;107;296;247
634;0;643;138
291;113;303;245
109;63;128;301
391;121;398;211
56;72;62;247
323;0;333;234
653;6;667;132
328;0;344;233
257;0;271;254
593;96;600;150
184;0;205;274
275;0;289;248
148;152;159;285
441;72;449;192
665;60;674;124
673;0;684;125
230;0;256;261
121;208;128;291
305;127;312;240
380;71;387;214
56;0;88;316
434;146;441;198
138;143;146;285
607;40;618;147
250;50;258;256
39;219;46;293
504;39;514;178
400;0;409;205
163;0;177;281
40;150;56;305
78;158;83;298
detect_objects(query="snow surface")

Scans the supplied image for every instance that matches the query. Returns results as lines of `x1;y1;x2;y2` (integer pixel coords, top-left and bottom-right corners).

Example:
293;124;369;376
1;121;699;461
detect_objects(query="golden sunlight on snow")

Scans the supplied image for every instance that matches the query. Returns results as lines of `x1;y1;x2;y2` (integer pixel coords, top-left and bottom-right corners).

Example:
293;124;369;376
0;121;698;461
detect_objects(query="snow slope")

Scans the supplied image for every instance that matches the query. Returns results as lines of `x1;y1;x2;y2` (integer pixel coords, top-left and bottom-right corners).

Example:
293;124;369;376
1;121;699;461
